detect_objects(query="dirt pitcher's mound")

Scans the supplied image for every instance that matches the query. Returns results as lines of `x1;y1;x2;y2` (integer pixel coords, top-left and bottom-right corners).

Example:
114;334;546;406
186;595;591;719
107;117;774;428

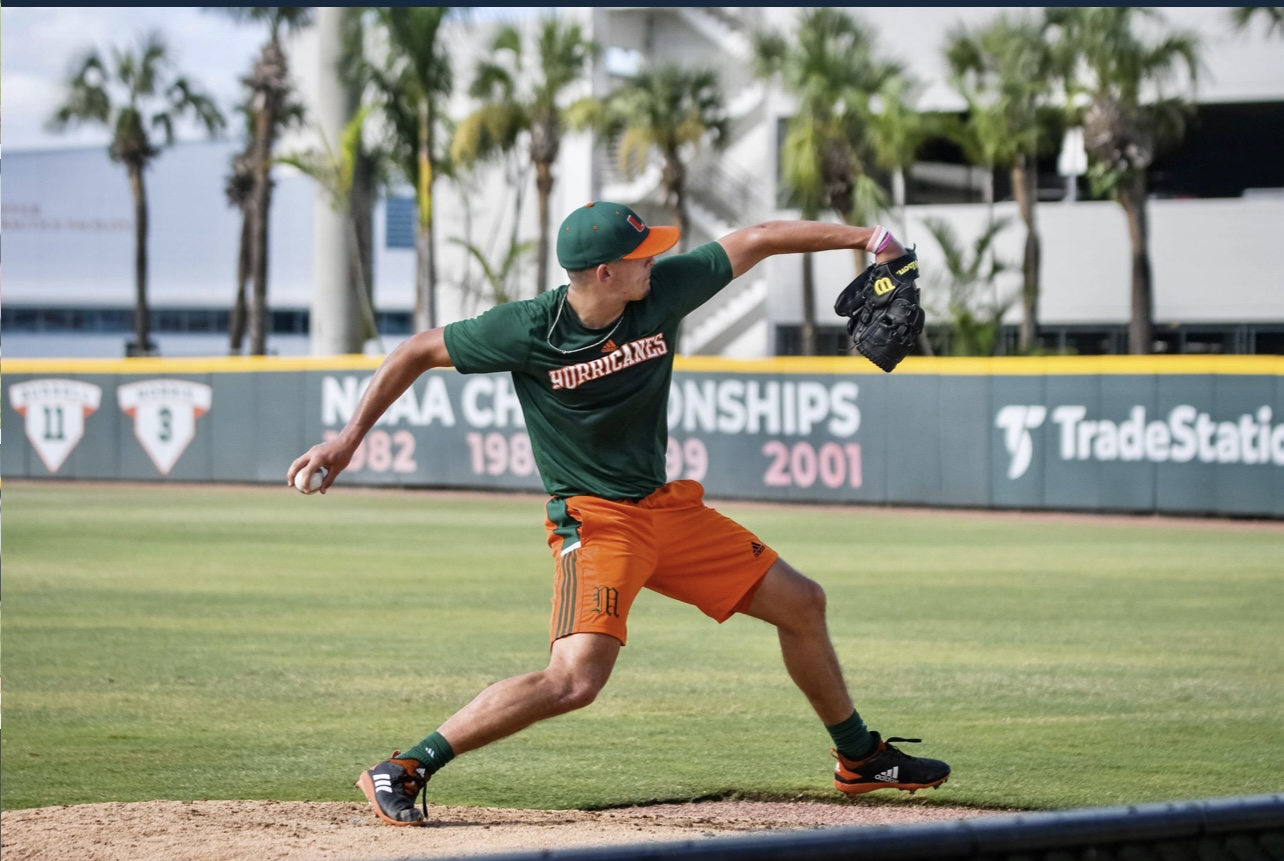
1;798;1005;861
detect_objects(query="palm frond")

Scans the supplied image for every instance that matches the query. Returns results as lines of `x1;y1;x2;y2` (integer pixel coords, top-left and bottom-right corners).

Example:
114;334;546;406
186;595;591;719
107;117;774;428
1229;7;1284;37
920;216;1016;355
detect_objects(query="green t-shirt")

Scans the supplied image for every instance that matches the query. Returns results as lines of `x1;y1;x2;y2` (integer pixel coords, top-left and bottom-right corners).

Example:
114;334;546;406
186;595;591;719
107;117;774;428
443;241;734;499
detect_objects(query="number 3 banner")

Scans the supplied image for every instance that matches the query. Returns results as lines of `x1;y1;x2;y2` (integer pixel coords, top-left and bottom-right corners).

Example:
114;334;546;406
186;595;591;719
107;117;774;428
118;379;213;475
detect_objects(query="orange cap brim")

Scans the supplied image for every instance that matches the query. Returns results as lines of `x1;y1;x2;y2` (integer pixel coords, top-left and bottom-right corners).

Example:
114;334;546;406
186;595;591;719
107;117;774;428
623;225;680;260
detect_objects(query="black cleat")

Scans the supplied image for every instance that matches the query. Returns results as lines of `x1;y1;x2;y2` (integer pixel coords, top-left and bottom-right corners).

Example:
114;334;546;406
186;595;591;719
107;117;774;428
832;732;950;795
356;752;430;826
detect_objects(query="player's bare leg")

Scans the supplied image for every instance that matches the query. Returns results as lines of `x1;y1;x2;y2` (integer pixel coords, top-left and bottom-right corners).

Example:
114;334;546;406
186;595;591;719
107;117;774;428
357;633;620;825
742;557;855;724
436;631;621;754
742;557;950;795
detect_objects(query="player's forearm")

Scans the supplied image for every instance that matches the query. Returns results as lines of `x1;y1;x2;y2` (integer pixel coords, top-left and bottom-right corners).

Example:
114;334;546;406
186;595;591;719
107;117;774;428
334;328;451;446
756;221;874;254
721;221;904;278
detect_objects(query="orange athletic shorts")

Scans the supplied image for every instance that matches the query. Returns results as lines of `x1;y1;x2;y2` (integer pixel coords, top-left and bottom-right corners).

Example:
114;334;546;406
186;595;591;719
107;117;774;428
543;480;779;646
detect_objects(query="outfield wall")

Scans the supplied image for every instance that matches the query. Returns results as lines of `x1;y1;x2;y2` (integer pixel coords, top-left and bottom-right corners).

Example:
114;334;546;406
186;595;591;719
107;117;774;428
4;355;1282;518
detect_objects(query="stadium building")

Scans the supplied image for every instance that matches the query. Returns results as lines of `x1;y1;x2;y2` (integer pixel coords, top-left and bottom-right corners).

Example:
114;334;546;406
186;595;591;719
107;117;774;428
4;7;1283;359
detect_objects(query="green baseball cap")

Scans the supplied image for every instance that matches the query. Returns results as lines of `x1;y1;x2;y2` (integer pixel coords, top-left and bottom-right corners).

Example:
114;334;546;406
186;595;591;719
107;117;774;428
556;201;681;271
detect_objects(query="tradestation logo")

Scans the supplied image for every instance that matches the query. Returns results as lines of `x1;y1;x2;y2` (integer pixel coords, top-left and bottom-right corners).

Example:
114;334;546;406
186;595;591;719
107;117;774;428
996;404;1284;480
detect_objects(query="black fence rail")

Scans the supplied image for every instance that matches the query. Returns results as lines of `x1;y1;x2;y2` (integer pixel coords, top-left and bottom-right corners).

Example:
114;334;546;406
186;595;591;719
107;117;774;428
432;793;1284;861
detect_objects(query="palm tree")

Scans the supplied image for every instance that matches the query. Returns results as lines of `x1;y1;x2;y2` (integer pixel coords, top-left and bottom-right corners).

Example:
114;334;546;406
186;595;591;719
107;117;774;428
752;8;899;355
451;234;538;311
453;41;531;304
920;216;1016;356
306;6;391;354
367;7;459;332
1046;7;1202;354
223;94;305;356
278;106;384;352
602;65;730;252
946;12;1056;353
224;120;255;355
47;31;225;357
209;7;314;356
339;8;380;351
453;16;598;295
857;73;935;242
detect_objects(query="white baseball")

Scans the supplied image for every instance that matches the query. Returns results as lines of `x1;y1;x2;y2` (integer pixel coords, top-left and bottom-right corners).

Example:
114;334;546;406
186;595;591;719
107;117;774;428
294;467;327;495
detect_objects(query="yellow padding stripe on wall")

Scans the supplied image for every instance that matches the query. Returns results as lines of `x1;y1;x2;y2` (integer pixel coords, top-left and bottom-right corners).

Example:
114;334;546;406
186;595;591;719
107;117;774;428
676;355;1284;375
3;354;1281;376
2;355;387;374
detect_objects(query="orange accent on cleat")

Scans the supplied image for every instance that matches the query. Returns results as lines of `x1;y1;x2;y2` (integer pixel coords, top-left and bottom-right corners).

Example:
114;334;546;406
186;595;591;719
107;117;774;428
831;733;951;796
356;752;429;827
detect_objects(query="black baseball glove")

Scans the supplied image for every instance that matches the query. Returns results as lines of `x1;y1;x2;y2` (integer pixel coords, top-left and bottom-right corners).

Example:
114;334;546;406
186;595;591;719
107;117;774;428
833;248;925;373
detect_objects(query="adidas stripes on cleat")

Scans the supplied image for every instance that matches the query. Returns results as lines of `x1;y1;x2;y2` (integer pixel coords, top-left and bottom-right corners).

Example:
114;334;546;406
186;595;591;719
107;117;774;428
356;752;430;826
832;732;950;795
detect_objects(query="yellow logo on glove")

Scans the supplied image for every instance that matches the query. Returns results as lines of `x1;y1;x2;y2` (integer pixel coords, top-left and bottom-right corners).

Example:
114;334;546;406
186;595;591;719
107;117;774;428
873;277;895;296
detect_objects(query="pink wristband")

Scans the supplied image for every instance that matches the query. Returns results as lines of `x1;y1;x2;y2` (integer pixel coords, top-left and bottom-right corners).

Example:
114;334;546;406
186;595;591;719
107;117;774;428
868;226;894;255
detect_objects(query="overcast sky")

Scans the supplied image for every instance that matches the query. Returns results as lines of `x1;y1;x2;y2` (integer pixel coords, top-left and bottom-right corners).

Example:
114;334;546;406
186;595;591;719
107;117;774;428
3;7;259;151
3;6;1279;155
0;7;548;153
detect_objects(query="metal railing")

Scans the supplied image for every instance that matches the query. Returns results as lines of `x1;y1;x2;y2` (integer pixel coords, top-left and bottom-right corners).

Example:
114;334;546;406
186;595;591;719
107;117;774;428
432;794;1284;861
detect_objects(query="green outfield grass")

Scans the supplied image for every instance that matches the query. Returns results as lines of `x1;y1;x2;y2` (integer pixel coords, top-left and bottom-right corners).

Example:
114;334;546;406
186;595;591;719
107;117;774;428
2;481;1282;813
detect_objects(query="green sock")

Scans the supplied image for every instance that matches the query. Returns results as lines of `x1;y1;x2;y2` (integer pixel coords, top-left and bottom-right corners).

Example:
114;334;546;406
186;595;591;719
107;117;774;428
398;731;455;776
826;711;874;760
